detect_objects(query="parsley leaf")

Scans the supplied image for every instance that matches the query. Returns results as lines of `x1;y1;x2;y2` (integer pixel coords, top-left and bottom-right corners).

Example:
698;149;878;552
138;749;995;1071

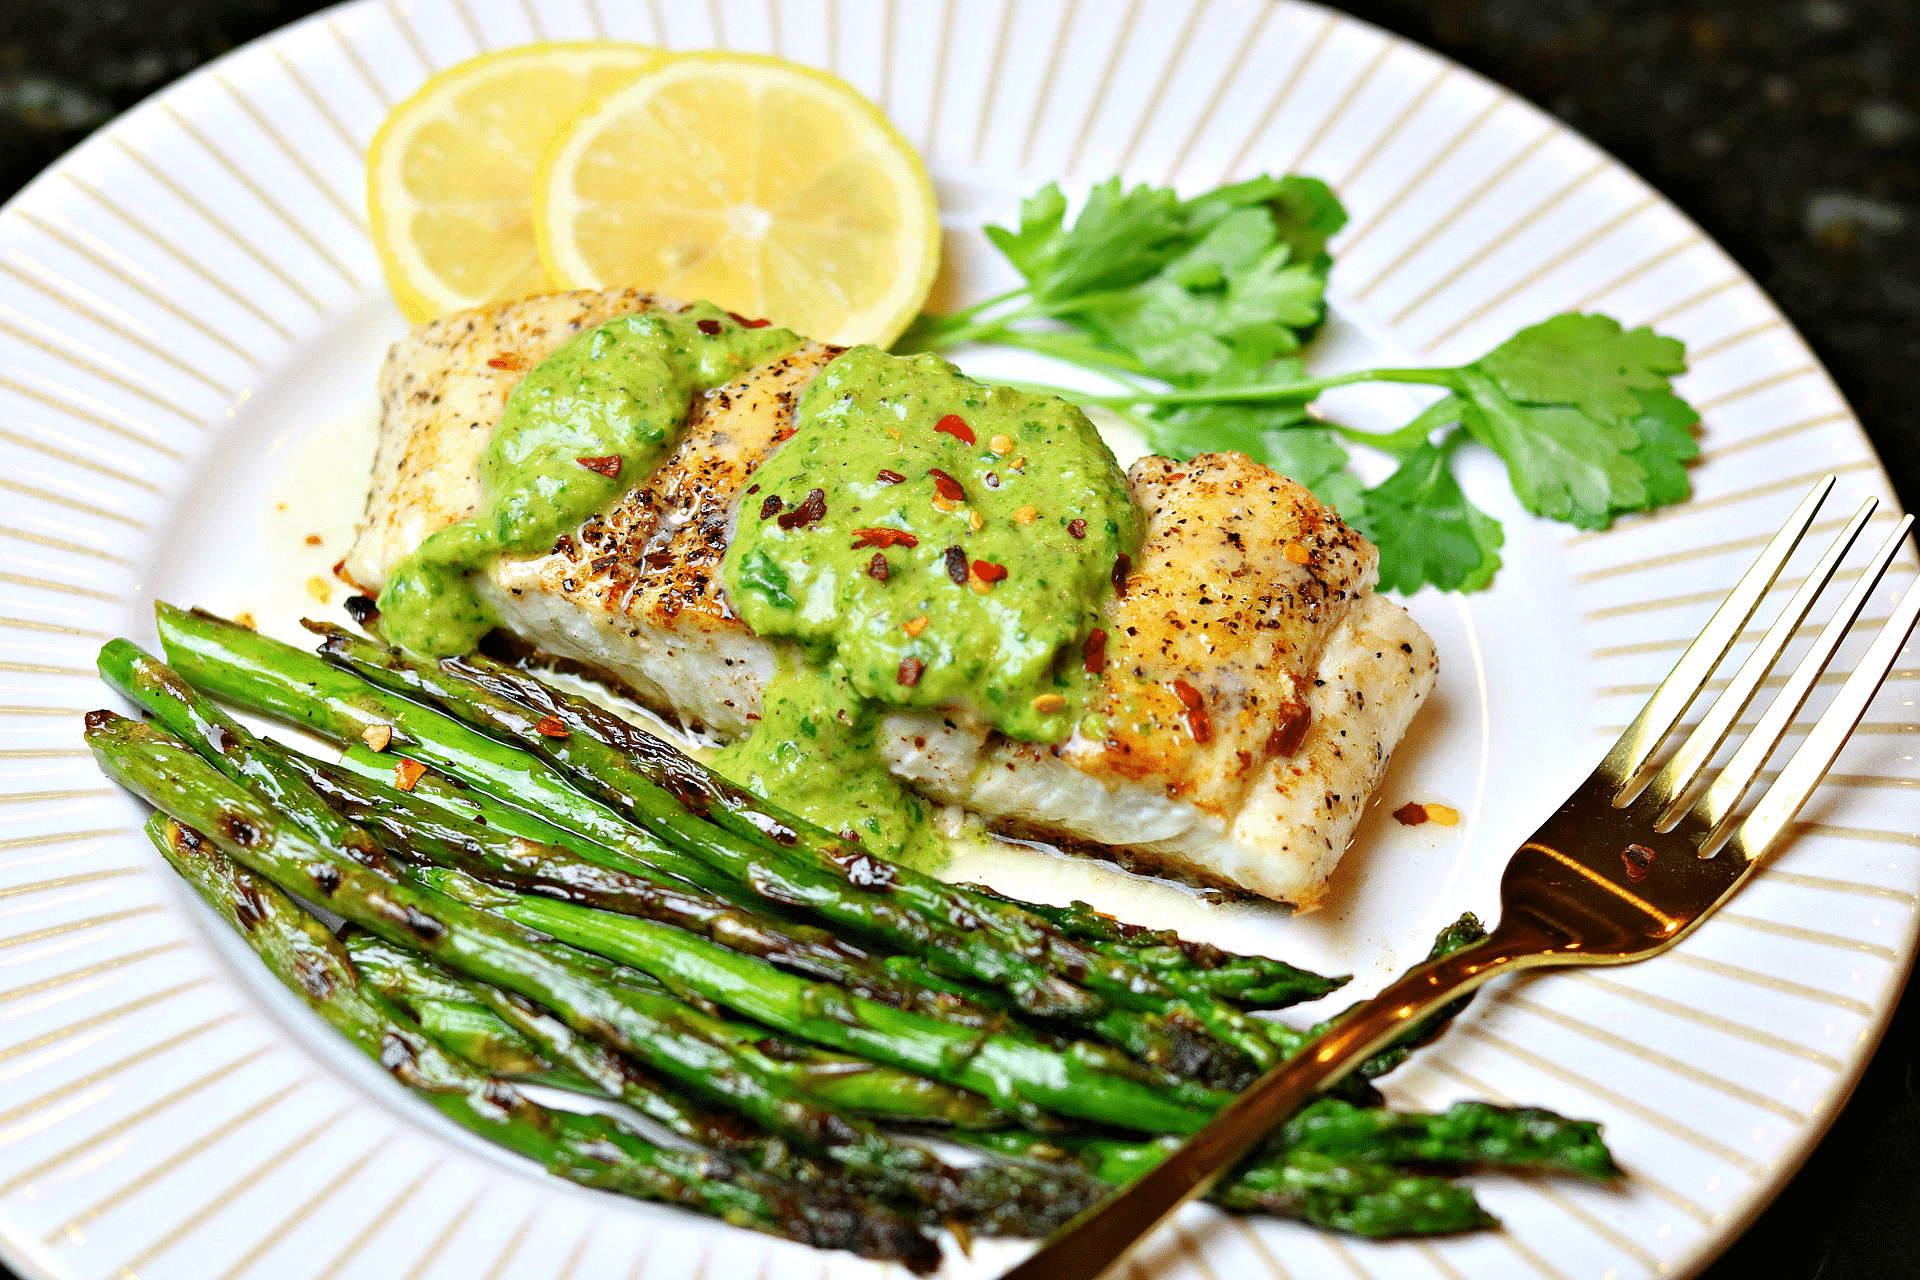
1351;437;1504;594
984;179;1185;308
1454;368;1645;530
943;174;1343;378
1263;426;1366;513
1139;402;1361;512
1079;212;1329;382
1453;316;1699;530
908;168;1703;598
1475;313;1687;425
1183;174;1348;267
1078;177;1342;382
1135;359;1314;455
1622;388;1701;511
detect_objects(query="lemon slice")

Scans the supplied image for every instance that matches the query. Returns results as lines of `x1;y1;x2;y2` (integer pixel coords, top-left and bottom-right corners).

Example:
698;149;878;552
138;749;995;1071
536;53;941;347
368;42;663;324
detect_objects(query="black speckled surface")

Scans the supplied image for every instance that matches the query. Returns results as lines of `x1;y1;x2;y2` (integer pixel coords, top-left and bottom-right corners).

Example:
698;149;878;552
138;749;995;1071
0;2;1912;1277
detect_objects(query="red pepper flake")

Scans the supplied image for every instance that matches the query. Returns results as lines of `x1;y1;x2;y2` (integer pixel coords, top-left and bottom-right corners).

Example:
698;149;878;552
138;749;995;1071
486;354;526;371
1068;519;1087;540
759;494;784;519
394;758;428;792
851;527;920;549
1266;704;1312;757
535;715;571;738
928;468;966;502
1622;843;1656;883
897;656;924;686
696;318;723;335
867;553;889;581
777;488;827;530
331;558;348;579
1083;628;1108;674
1171;678;1212;744
877;469;906;485
576;455;622;479
934;414;975;445
1111;553;1132;597
944;546;967;584
727;311;771;328
1392;802;1429;827
972;560;1008;584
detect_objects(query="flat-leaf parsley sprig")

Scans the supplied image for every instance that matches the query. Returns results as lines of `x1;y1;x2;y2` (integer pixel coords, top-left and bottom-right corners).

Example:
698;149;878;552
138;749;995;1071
897;174;1344;380
899;178;1700;595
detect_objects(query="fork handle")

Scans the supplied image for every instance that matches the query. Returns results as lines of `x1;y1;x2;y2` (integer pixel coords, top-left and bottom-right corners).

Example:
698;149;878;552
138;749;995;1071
998;920;1559;1280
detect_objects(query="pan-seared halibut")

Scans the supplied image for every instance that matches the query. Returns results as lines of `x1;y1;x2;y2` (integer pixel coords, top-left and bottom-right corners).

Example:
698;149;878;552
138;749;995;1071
881;454;1435;906
347;291;1436;908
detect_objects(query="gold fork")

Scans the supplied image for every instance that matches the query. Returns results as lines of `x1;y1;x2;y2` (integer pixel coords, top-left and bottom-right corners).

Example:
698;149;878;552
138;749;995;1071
1004;475;1920;1280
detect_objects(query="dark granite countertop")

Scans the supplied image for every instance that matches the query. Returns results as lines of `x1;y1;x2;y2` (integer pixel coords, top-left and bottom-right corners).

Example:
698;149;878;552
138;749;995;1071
1;2;1913;1277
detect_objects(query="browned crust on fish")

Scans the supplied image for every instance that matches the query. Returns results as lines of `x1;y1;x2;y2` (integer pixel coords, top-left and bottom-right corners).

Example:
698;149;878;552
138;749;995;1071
1066;452;1378;818
529;341;844;632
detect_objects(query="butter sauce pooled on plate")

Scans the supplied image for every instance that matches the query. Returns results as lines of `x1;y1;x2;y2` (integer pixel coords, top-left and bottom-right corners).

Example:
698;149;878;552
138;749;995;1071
717;346;1142;862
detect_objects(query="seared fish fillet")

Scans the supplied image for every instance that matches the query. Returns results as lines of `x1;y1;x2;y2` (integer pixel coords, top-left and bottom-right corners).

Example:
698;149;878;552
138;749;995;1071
347;291;1437;908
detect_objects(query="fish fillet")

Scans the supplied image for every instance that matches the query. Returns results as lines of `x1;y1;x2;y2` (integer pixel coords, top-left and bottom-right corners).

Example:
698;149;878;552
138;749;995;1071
346;290;1437;908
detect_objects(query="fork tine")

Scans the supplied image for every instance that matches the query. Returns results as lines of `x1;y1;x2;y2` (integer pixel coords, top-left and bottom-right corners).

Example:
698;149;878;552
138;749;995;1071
1727;557;1920;861
1599;475;1836;792
1642;497;1879;821
1690;513;1915;843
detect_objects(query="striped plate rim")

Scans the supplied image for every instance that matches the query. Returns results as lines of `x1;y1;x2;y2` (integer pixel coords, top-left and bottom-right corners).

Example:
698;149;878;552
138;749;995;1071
0;2;1913;1278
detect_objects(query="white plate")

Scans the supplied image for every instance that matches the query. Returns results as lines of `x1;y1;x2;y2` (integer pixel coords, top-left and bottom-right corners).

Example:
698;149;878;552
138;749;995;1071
0;2;1914;1278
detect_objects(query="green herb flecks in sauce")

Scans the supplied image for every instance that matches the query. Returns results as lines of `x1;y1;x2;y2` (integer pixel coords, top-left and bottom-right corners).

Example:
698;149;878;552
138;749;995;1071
381;310;1137;863
709;656;951;871
378;304;801;655
725;346;1139;738
716;346;1140;861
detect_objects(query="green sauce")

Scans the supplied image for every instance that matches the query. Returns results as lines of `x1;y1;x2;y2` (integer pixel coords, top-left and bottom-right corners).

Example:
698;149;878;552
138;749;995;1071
378;303;800;656
380;308;1138;864
709;656;950;870
718;345;1140;860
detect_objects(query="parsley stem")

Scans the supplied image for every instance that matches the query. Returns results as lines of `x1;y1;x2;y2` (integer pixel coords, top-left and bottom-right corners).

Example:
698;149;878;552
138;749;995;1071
892;292;1038;352
992;330;1152;377
903;293;1096;350
902;311;1034;350
1070;367;1460;407
905;285;1189;355
1332;393;1465;459
909;286;1028;334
